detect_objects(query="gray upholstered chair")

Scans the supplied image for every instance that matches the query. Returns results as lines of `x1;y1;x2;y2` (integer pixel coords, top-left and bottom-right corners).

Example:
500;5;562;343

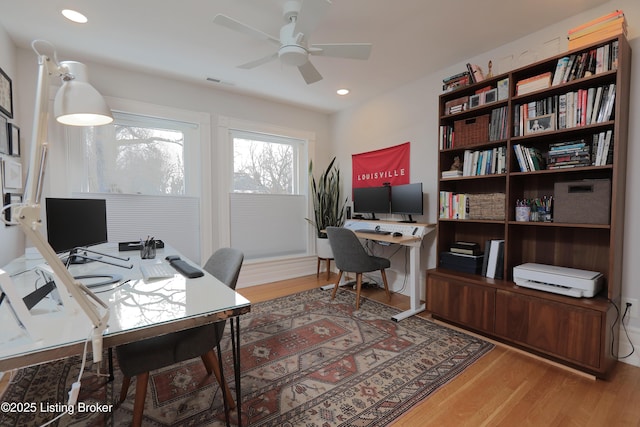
116;248;244;427
326;227;391;309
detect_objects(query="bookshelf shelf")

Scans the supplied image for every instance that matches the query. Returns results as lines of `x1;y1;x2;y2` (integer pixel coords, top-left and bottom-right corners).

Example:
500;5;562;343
428;34;630;378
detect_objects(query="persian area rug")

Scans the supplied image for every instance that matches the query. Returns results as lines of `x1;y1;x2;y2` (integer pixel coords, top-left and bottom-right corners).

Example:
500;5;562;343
0;288;493;426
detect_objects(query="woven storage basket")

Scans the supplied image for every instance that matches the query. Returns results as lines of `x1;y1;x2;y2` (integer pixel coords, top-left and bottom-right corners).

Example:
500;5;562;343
454;114;489;147
468;193;505;220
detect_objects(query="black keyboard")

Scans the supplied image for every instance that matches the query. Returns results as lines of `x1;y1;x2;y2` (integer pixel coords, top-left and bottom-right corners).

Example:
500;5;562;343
169;259;204;278
355;229;391;235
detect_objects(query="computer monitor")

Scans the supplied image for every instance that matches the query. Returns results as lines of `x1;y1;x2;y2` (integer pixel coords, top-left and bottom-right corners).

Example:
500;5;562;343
45;198;108;255
353;186;390;219
391;183;423;223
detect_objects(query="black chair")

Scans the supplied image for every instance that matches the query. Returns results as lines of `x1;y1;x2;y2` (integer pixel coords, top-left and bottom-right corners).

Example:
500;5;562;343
116;248;244;427
326;227;391;309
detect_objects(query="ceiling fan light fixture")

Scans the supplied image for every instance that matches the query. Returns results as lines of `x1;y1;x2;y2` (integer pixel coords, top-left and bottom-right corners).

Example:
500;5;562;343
279;45;308;66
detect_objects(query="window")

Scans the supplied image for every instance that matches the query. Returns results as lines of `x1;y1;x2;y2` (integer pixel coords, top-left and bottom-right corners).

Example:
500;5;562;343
228;128;310;260
79;112;198;196
232;130;303;195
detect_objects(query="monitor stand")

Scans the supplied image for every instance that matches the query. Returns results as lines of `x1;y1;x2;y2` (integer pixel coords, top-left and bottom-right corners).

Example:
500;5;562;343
63;247;133;269
398;215;416;223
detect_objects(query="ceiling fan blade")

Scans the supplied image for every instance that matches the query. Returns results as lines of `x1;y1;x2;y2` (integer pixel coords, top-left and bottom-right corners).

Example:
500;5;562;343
293;0;331;36
310;43;372;60
298;60;323;84
238;52;279;69
213;14;280;46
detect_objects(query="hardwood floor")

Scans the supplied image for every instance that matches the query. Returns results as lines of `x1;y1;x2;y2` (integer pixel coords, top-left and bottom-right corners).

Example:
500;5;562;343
239;274;640;427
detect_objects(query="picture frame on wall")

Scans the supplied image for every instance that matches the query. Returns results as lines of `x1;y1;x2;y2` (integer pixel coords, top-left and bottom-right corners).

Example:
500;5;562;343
0;66;13;119
8;123;20;156
2;158;22;191
0;114;8;154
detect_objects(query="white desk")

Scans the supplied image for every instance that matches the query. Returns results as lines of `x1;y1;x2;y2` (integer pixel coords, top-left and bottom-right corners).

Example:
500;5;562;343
344;219;435;321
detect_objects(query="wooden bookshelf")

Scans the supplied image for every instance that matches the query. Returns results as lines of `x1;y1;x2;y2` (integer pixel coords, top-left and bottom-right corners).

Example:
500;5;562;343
428;35;631;378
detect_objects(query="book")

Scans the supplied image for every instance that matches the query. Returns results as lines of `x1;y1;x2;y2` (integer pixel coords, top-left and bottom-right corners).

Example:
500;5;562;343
552;57;570;86
450;241;482;255
485;239;505;279
567;10;624;36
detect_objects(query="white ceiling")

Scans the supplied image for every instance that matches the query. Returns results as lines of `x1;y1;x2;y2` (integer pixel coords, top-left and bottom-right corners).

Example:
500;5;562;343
0;0;610;113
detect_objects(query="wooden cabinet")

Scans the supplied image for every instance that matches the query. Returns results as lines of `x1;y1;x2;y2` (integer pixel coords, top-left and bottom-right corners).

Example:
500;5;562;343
428;35;630;378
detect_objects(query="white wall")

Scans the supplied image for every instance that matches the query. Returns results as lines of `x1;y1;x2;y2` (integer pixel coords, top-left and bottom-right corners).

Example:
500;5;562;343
0;26;23;263
331;1;640;362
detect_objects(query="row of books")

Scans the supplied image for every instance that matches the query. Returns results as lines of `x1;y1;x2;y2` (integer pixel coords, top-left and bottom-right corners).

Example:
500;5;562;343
513;144;545;172
444;95;469;115
592;130;614;166
551;40;619;86
439;240;504;279
516;72;552;96
489;107;508;141
547;139;591;169
568;10;627;50
459;146;507;177
442;71;471;93
439;192;469;220
512;83;616;136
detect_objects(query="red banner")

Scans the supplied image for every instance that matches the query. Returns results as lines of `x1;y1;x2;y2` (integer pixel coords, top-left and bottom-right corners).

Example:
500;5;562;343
352;142;410;188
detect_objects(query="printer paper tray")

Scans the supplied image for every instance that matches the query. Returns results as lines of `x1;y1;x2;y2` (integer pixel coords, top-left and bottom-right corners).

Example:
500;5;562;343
514;279;594;298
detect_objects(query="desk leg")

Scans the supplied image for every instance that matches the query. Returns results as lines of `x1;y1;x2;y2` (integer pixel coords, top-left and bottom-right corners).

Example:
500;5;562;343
216;334;230;427
108;347;114;382
231;317;242;427
391;245;426;322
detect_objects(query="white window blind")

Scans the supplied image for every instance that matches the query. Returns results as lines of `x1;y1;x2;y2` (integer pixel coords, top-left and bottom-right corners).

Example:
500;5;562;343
74;193;201;263
229;193;307;260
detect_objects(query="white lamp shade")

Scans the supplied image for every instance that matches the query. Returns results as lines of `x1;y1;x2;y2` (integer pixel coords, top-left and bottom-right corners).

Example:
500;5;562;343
53;61;113;126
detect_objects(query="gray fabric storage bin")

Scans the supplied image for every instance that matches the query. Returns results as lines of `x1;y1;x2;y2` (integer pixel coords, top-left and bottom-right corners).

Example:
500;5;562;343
553;179;611;224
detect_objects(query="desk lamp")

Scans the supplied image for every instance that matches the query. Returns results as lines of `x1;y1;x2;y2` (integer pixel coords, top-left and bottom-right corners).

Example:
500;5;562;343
3;40;113;363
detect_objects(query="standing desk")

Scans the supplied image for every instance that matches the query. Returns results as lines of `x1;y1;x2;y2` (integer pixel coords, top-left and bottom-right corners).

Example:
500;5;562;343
0;243;251;424
344;219;435;321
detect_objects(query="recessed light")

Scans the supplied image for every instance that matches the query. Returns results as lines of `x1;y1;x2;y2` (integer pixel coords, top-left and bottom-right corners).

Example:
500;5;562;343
62;9;88;24
336;88;350;96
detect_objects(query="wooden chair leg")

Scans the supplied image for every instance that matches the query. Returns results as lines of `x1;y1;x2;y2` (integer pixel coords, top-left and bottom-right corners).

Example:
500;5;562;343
316;257;321;277
326;258;331;279
132;372;149;427
331;271;343;300
119;376;131;403
355;273;363;310
201;350;236;409
380;269;391;300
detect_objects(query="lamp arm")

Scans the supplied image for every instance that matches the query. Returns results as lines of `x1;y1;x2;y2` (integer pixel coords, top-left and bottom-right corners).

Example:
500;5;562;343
12;51;109;363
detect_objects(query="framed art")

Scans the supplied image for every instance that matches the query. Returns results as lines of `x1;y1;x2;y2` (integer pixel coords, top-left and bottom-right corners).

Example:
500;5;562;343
0;66;12;118
469;94;481;109
484;88;498;104
2;158;22;191
8;123;20;156
525;114;555;135
0;114;8;154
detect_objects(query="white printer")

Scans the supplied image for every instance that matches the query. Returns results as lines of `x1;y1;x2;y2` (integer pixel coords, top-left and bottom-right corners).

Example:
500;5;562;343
513;263;603;298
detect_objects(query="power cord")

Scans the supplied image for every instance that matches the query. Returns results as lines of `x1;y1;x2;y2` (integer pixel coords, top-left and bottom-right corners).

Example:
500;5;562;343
609;299;635;360
38;328;92;427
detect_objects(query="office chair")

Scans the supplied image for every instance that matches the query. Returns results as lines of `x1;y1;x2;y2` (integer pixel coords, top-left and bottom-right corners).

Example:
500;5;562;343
116;248;244;427
326;227;391;310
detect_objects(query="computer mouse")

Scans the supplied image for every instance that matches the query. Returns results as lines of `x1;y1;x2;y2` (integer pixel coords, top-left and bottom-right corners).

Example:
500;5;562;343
393;232;402;237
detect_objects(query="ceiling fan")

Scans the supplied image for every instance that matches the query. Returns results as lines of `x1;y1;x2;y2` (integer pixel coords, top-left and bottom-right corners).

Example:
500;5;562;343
213;0;372;84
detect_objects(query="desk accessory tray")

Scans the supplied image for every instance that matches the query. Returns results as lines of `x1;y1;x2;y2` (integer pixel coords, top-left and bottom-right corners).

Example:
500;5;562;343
119;240;165;251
